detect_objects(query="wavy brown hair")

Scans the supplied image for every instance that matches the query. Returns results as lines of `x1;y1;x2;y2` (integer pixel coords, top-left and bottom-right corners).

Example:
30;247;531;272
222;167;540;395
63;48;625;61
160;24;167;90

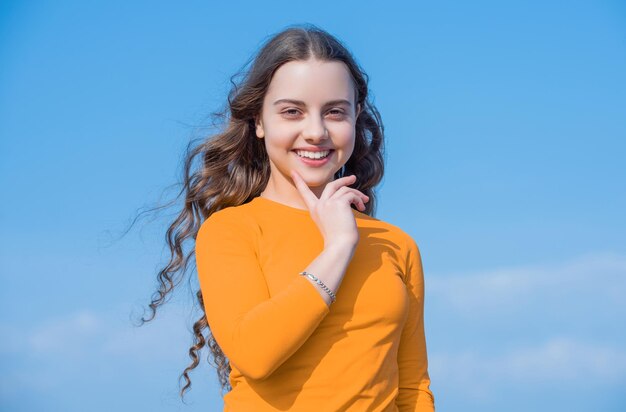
134;23;386;402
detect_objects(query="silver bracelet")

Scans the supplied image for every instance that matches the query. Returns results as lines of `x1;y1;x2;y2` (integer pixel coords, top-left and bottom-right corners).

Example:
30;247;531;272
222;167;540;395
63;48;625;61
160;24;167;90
299;271;336;304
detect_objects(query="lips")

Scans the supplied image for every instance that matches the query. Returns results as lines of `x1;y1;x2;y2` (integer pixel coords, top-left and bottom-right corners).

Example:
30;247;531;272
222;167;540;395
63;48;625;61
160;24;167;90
294;150;333;166
292;149;335;153
292;149;334;161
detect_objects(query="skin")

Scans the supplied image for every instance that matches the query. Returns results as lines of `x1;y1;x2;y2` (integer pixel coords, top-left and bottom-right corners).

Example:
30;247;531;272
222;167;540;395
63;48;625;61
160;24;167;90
255;57;364;211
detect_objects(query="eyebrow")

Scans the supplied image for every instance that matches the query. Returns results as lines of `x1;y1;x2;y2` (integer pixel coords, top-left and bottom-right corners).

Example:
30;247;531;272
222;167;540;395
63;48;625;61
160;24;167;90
273;98;352;108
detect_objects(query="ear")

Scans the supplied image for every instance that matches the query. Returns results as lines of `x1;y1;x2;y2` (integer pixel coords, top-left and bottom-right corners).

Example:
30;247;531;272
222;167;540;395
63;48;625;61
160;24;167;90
356;103;362;118
255;115;265;138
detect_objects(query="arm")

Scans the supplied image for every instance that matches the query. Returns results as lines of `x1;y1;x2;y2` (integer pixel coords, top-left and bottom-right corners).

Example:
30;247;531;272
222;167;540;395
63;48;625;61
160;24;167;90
395;235;436;411
195;210;350;381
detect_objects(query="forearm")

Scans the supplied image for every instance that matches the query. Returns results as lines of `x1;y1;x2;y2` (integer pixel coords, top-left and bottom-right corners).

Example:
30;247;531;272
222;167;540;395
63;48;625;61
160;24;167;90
301;240;356;307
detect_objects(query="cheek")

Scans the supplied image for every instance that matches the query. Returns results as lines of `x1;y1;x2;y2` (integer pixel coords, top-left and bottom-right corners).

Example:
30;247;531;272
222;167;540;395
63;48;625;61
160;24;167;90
264;128;296;152
264;120;297;140
331;122;357;143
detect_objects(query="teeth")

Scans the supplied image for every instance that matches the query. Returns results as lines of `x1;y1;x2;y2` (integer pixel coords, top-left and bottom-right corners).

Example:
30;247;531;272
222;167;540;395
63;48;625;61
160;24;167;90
295;150;330;159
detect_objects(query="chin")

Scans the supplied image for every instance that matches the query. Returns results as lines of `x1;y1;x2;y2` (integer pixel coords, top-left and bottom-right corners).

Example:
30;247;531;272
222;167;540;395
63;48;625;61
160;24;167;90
302;175;334;187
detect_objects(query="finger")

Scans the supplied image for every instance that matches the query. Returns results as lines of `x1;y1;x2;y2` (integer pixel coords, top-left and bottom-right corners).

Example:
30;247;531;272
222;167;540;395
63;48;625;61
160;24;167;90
328;185;351;199
348;191;368;209
320;174;357;201
350;188;369;203
290;169;319;210
331;186;369;204
338;191;366;212
336;192;365;208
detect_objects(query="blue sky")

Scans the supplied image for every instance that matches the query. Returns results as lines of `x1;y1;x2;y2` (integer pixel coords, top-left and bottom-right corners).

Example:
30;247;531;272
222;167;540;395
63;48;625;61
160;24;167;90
1;0;625;411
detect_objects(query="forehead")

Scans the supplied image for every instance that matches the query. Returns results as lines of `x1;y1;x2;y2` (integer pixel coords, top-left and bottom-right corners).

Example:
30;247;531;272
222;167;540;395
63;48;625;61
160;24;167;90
265;59;355;104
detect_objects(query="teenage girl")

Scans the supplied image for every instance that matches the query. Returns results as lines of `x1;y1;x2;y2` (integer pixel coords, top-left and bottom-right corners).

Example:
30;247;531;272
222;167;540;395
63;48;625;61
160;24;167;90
140;24;435;411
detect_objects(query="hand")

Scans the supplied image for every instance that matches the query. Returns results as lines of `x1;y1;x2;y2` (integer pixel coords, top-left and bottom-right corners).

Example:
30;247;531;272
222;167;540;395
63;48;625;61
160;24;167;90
290;170;369;248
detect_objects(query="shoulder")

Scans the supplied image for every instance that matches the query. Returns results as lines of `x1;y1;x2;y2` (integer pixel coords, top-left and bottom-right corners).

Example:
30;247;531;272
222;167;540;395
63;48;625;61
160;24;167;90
354;210;416;249
354;210;419;268
356;212;422;286
366;214;423;283
197;202;260;242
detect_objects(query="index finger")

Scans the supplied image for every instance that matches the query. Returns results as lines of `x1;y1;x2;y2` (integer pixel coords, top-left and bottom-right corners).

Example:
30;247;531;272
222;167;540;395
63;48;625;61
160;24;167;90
290;169;319;210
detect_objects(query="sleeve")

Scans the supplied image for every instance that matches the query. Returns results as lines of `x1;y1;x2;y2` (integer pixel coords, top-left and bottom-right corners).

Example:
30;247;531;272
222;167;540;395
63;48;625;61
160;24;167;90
194;210;330;381
395;234;436;411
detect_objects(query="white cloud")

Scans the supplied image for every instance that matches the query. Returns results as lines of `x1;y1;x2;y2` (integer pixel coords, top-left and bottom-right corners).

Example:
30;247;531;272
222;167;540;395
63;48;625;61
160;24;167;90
27;310;101;355
427;251;626;312
0;302;206;395
501;337;626;381
3;251;625;402
0;302;201;358
430;336;626;399
425;251;626;399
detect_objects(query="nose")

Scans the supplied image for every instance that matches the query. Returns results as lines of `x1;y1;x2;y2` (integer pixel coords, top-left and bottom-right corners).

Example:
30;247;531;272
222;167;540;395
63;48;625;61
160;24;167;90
301;114;328;142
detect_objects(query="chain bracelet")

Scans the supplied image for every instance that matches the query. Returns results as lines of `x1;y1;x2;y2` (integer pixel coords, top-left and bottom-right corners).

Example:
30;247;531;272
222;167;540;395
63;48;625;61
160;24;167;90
299;271;337;304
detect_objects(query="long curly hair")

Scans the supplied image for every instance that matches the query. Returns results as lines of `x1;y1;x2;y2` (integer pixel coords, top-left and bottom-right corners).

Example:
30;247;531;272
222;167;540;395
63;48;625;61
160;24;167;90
135;23;386;401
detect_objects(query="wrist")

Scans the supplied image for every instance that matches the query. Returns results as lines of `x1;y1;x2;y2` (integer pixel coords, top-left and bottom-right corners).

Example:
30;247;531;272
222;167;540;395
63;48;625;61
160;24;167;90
324;239;357;253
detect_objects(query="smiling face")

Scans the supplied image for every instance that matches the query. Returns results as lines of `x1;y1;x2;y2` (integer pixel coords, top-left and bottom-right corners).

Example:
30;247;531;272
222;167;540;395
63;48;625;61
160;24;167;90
255;57;361;202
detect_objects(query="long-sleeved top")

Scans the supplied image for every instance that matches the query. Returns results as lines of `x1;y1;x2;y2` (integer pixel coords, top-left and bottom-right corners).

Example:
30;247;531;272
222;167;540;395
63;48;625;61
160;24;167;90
195;195;435;411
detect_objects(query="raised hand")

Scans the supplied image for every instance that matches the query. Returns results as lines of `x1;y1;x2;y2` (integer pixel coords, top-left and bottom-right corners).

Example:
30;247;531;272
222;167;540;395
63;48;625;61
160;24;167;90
290;170;369;248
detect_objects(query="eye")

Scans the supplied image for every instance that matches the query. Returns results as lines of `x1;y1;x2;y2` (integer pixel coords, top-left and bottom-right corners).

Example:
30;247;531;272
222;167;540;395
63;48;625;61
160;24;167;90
282;108;301;117
327;109;346;118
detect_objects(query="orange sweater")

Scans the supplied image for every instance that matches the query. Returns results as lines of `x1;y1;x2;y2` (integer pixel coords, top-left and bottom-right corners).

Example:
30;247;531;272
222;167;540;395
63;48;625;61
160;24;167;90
195;196;435;411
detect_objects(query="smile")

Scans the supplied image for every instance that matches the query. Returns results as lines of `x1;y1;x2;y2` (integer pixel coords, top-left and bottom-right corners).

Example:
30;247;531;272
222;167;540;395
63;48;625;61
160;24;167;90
292;150;334;167
294;149;332;159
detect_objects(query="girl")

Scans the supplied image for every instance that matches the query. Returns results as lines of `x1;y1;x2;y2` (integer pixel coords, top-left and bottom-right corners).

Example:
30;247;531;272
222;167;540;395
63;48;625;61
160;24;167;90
140;24;435;411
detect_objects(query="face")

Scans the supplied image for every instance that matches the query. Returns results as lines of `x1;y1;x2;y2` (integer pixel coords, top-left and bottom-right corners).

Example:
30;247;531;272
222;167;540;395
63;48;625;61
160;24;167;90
255;58;361;199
